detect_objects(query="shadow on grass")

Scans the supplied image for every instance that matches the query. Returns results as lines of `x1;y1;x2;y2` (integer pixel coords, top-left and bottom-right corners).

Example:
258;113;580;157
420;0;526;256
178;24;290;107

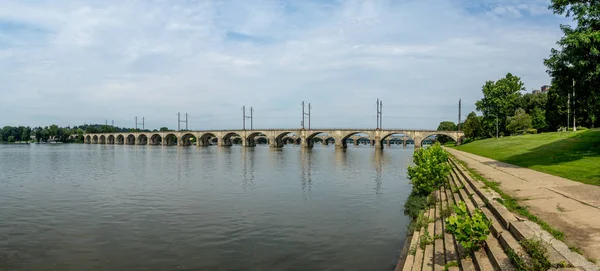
499;130;600;167
474;129;600;185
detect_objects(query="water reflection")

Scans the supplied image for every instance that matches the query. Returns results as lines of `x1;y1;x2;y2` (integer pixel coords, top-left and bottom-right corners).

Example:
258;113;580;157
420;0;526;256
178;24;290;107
0;144;414;271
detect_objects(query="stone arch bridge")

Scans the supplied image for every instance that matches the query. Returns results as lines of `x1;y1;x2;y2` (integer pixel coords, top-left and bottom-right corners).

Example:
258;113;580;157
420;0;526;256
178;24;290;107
84;129;463;150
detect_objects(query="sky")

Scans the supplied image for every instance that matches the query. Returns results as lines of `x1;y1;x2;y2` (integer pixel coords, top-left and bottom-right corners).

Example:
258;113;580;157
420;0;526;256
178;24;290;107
0;0;569;130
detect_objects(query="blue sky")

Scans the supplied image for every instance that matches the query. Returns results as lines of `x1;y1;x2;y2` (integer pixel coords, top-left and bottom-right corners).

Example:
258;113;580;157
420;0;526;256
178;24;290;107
0;0;568;130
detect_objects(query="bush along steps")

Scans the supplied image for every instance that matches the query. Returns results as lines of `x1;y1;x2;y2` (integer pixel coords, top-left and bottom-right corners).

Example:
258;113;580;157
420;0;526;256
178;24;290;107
396;143;589;271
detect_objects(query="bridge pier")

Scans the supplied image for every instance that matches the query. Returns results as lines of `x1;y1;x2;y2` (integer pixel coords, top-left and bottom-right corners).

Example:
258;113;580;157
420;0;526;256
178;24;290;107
374;137;383;149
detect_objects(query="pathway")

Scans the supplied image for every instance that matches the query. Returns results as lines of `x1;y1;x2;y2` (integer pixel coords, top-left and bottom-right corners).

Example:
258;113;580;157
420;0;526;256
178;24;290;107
446;148;600;262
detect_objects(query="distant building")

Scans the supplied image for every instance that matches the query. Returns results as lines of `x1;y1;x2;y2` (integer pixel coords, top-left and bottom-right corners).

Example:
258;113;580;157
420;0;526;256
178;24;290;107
532;85;550;95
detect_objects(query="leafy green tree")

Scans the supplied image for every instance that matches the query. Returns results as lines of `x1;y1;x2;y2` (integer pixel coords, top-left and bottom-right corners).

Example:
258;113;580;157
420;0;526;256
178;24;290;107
437;121;457;131
507;109;533;134
21;127;31;142
7;136;15;143
159;127;170;131
545;0;600;129
475;73;525;137
530;107;547;131
407;143;450;195
436;121;457;144
463;112;482;139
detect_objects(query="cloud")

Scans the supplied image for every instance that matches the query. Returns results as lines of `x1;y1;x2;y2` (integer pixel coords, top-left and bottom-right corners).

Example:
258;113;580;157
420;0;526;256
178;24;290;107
0;0;566;130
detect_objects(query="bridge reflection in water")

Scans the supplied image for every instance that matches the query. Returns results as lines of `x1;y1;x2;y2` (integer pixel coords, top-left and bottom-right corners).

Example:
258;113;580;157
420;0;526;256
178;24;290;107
84;129;464;150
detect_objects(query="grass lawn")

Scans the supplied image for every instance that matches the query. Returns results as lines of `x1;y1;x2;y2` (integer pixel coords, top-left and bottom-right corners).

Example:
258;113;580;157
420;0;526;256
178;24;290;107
453;129;600;186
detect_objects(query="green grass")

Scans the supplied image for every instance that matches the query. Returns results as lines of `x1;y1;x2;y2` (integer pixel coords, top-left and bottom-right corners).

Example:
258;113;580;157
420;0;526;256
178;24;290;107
454;129;600;186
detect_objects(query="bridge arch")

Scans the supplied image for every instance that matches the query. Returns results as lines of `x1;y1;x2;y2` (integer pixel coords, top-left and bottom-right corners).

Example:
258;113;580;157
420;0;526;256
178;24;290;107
85;135;91;144
137;134;148;145
116;135;125;145
340;132;372;148
273;132;298;148
324;137;335;145
125;134;135;145
149;134;162;145
222;132;244;146
180;133;196;146
254;136;268;145
164;134;177;146
99;135;106;144
107;135;115;144
380;133;413;148
92;135;98;144
198;133;217;146
305;132;332;147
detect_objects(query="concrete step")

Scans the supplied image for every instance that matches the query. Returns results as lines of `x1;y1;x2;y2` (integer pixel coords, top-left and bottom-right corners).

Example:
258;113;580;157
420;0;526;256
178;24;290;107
449;158;600;270
434;190;446;271
448;164;515;271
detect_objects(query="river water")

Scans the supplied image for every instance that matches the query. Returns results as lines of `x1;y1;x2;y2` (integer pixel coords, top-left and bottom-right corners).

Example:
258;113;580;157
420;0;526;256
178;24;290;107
0;144;413;270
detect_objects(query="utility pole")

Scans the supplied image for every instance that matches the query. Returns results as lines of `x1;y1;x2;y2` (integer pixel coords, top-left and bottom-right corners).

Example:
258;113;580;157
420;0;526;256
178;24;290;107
112;120;114;126
249;107;254;130
573;79;576;131
458;99;462;131
376;99;379;129
496;116;499;139
177;112;188;131
307;103;311;129
301;101;311;129
376;99;383;129
380;100;382;129
135;116;144;130
567;93;570;131
242;106;253;130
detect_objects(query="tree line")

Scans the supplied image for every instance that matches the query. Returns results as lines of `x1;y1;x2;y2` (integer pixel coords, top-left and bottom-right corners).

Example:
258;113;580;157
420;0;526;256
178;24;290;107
0;124;172;143
439;0;599;140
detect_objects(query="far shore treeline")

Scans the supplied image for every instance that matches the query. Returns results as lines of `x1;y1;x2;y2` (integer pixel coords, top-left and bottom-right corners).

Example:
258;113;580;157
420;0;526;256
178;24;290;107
0;124;168;143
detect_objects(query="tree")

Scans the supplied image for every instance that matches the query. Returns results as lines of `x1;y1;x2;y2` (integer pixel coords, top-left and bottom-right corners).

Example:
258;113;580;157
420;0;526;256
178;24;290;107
545;0;600;130
21;127;31;142
159;127;170;131
437;121;457;131
436;121;457;144
475;73;525;137
507;109;533;134
531;107;547;131
463;112;482;139
7;136;15;143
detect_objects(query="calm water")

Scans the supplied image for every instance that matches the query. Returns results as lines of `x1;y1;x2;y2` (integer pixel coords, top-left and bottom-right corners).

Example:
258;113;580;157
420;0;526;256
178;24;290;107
0;144;413;270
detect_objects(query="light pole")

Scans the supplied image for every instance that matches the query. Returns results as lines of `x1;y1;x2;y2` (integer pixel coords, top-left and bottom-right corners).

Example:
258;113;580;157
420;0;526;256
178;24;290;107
572;79;576;131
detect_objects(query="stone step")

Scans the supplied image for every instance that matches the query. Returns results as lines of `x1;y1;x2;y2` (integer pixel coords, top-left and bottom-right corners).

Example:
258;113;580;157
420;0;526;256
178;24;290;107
421;207;436;270
434;189;446;271
401;230;421;271
448;165;514;271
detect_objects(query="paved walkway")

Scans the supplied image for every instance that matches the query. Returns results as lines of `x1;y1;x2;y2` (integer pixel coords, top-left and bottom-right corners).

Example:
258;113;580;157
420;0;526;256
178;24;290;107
446;148;600;262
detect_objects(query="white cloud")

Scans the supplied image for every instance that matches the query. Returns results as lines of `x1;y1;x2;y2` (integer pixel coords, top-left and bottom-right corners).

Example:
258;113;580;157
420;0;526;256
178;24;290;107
0;0;566;130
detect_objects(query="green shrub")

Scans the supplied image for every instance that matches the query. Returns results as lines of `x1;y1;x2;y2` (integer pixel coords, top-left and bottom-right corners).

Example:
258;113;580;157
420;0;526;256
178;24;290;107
404;192;428;219
407;143;451;195
526;128;537;134
445;201;491;252
577;126;588;131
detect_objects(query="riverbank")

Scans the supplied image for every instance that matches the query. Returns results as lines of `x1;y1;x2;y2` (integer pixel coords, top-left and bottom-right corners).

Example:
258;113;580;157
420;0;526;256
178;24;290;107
447;148;600;267
453;129;600;186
